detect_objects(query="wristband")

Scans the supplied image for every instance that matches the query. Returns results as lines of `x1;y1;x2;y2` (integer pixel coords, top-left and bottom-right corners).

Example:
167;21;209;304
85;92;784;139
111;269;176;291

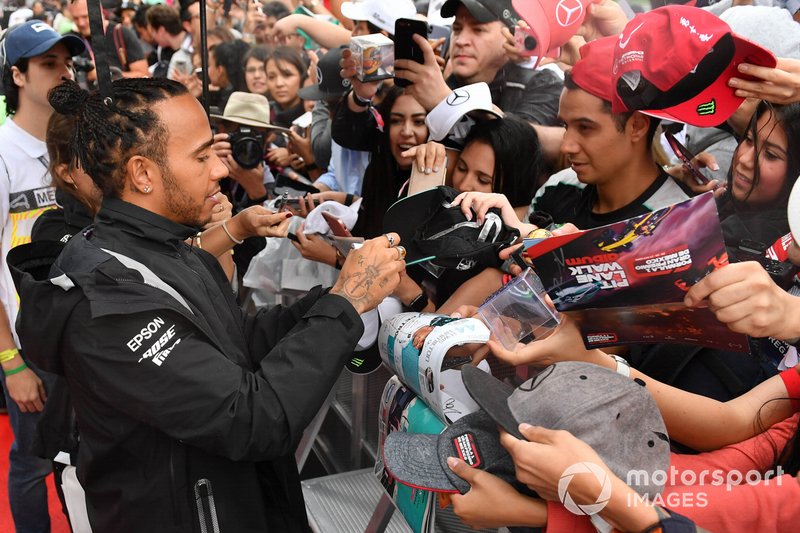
352;92;373;108
408;292;429;313
344;193;355;206
222;219;244;245
610;354;631;377
4;362;27;377
0;348;19;363
780;366;800;412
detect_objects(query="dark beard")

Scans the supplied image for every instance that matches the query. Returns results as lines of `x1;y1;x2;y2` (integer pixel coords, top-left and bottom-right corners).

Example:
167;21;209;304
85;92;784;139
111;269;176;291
161;167;211;227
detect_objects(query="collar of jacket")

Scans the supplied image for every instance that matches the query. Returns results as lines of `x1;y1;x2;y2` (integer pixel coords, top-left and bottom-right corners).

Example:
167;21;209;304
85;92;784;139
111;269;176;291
56;189;94;231
96;197;199;248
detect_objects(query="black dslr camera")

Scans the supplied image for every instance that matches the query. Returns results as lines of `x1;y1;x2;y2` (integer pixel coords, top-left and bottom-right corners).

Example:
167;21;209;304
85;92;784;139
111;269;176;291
732;238;796;290
229;127;266;169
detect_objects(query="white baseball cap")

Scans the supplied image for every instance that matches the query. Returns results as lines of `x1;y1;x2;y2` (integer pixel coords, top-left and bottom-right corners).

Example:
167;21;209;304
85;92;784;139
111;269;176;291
7;8;34;28
425;82;503;142
340;0;417;35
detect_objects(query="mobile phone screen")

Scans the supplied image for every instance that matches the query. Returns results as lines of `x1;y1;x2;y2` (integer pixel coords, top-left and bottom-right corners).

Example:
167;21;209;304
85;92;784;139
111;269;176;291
665;132;709;185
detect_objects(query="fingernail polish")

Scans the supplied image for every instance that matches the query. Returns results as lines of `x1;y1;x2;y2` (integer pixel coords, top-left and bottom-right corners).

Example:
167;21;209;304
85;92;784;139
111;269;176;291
433;166;439;173
425;168;432;174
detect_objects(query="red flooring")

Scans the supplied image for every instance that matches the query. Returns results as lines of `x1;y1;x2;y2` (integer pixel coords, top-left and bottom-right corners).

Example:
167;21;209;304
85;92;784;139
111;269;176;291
0;413;70;533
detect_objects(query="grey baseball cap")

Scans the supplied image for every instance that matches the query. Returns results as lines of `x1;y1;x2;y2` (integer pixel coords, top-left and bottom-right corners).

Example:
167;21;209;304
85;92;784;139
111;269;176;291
462;362;671;498
383;362;670;498
383;409;529;494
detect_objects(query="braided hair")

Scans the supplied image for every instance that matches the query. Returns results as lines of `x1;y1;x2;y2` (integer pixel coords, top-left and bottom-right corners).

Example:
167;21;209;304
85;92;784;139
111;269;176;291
48;78;187;197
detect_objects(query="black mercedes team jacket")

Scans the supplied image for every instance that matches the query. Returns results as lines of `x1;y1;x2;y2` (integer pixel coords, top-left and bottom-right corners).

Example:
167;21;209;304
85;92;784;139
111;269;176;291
8;198;363;533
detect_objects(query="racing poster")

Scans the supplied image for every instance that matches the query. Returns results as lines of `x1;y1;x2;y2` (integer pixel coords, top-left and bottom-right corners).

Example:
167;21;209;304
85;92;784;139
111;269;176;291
524;193;749;351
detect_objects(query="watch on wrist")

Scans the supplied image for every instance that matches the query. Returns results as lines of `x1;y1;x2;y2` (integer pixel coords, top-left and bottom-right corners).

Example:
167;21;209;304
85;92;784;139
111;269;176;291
610;354;631;377
408;292;429;313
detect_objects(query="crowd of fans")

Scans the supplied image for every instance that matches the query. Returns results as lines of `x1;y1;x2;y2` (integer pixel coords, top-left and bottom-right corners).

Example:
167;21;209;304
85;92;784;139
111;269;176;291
2;0;800;531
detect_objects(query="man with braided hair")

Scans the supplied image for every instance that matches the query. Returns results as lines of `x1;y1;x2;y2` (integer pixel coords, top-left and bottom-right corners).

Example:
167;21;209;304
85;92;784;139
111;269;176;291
0;19;84;533
8;76;407;532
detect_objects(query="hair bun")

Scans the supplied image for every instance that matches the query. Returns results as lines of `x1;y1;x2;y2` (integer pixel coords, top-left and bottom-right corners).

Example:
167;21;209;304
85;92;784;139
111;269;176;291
48;80;89;116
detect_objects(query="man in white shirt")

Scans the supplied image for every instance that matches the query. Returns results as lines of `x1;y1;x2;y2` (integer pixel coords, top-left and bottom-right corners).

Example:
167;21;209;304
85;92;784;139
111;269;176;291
0;19;84;533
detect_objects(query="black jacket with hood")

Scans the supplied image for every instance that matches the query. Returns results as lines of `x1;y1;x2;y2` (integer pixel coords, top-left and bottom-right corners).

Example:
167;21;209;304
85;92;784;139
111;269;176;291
8;198;363;533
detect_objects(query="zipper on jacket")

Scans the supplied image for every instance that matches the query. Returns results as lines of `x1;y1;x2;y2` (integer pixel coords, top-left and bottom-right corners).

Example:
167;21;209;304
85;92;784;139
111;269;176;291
194;478;220;533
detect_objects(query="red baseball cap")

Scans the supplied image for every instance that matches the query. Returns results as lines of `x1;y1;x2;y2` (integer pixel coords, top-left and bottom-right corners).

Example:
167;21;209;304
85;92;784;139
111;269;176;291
570;36;616;102
612;5;776;127
512;0;598;67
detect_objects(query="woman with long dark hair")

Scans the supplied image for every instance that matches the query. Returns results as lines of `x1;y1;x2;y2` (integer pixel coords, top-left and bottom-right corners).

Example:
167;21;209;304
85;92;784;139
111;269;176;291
718;101;800;252
208;40;251;110
290;85;429;272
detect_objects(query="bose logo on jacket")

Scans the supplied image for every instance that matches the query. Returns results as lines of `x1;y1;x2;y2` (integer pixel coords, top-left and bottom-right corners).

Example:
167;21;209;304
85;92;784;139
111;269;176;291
137;326;177;364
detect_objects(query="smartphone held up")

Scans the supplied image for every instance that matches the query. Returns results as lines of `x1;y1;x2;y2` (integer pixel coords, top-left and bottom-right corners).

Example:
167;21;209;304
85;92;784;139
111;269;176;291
665;132;711;186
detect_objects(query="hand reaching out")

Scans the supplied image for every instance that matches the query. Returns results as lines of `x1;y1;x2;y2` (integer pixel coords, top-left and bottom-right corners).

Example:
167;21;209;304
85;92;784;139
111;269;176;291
447;457;547;529
729;57;800;105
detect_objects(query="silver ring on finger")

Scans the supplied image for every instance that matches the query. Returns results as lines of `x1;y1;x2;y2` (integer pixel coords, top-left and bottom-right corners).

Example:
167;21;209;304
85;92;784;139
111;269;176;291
396;245;406;260
384;233;396;247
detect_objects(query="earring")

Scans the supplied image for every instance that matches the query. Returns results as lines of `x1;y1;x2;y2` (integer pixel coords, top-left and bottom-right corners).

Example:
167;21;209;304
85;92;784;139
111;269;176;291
142;185;152;194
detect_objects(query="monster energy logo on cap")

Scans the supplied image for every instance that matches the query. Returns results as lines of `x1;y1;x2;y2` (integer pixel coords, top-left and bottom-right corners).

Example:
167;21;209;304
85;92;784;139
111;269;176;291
696;99;716;116
350;357;365;367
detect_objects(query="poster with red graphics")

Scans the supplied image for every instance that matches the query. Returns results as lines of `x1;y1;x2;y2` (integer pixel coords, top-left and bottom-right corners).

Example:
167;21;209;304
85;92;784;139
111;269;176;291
524;193;749;351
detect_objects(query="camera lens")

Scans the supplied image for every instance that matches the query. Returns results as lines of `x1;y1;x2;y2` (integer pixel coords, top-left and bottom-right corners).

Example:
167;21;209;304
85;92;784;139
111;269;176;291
230;129;265;169
524;36;537;51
